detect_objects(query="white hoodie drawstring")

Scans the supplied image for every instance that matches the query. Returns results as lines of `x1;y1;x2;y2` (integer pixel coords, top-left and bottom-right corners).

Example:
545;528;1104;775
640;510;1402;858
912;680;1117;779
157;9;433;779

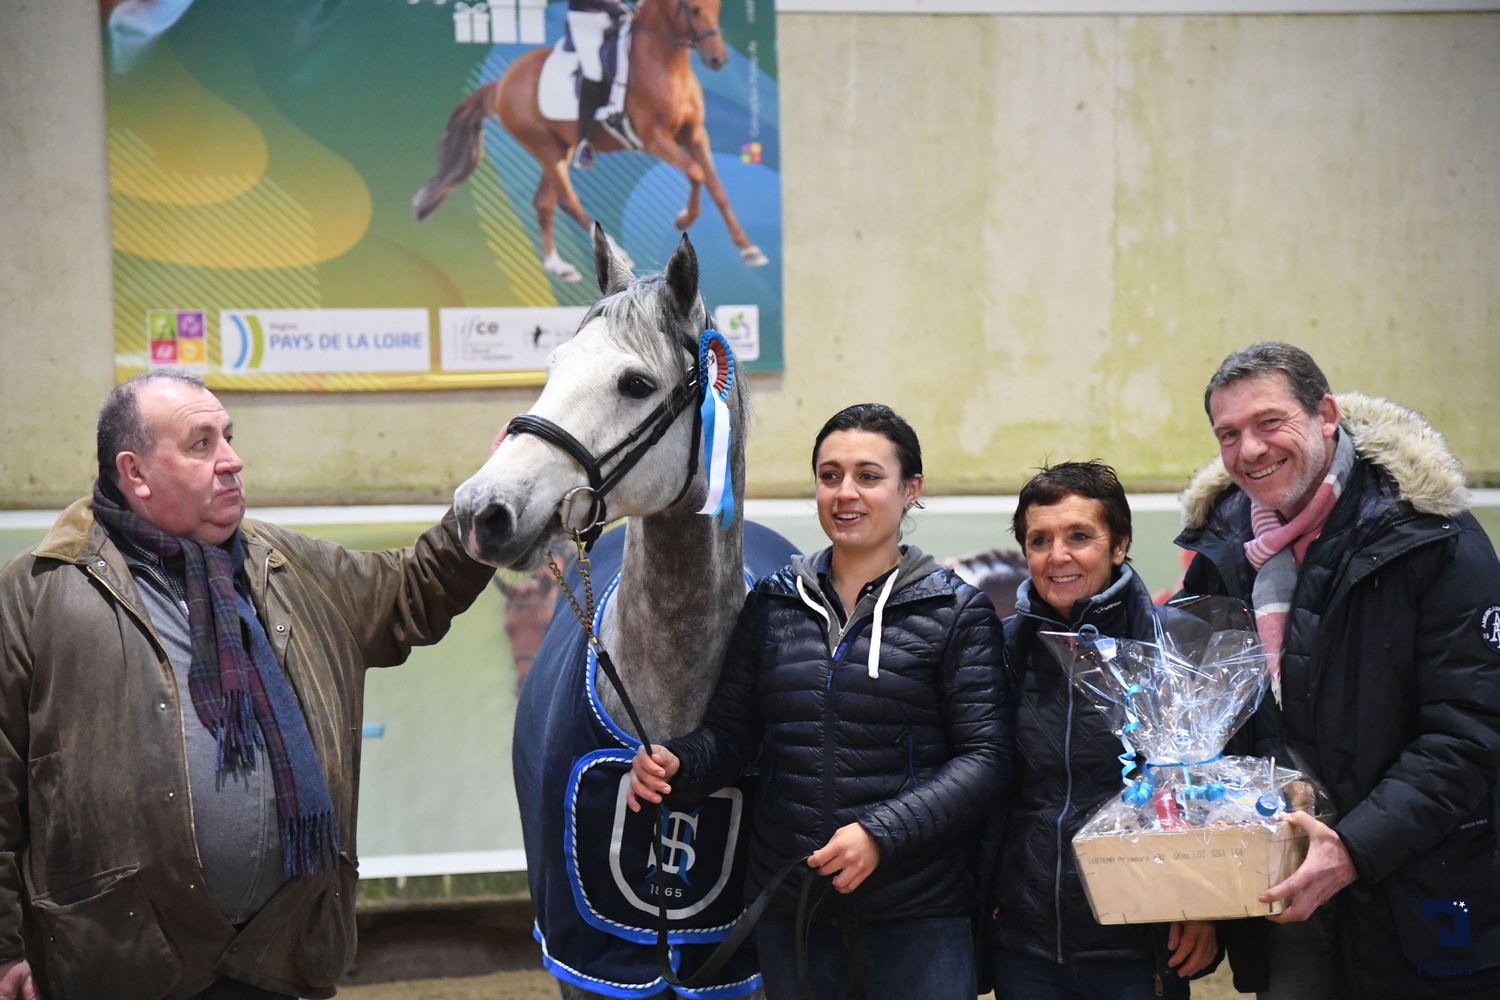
796;576;831;631
866;571;900;679
798;571;901;679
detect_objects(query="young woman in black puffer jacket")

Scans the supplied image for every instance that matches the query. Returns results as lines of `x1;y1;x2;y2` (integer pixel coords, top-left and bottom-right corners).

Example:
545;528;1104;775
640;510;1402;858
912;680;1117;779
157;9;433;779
629;404;1013;1000
988;461;1221;1000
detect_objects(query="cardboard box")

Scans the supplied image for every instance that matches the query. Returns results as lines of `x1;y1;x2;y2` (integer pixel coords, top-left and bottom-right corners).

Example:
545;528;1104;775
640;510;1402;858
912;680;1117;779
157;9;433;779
1073;822;1309;924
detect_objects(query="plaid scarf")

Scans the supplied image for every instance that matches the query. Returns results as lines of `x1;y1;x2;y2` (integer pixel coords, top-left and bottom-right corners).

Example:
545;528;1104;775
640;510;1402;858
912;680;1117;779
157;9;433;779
1243;431;1356;706
92;480;338;876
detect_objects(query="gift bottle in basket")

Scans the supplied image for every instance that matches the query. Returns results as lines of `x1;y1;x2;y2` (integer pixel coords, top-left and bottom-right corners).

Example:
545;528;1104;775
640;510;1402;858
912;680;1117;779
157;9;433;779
1040;596;1326;925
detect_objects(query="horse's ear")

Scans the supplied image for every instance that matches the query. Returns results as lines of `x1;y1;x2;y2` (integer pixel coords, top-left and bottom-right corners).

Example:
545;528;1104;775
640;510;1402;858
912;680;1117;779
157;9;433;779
593;223;633;296
663;234;699;320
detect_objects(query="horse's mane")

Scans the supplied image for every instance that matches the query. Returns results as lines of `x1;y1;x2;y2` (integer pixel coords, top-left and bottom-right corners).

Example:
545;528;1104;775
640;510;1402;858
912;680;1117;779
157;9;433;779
584;273;704;376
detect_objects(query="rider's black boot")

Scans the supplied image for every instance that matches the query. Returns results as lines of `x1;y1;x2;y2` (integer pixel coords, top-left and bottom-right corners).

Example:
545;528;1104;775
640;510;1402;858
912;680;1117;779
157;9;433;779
573;78;610;170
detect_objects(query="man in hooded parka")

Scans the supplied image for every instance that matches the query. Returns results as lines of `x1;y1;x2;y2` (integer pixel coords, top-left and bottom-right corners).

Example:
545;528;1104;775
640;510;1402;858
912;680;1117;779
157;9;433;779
1176;342;1500;1000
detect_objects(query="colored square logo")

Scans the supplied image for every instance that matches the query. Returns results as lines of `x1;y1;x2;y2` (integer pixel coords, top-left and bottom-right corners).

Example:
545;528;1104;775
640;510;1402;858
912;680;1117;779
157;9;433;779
146;309;206;369
739;142;762;165
149;311;176;341
150;338;179;364
177;337;205;364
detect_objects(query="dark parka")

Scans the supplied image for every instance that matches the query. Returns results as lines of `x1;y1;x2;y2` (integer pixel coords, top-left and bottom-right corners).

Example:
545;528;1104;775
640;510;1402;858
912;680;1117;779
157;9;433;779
665;546;1013;923
990;565;1207;995
1176;393;1500;999
0;501;493;1000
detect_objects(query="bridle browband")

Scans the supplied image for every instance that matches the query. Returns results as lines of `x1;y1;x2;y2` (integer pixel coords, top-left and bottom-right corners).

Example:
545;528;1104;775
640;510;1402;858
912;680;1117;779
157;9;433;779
504;330;705;545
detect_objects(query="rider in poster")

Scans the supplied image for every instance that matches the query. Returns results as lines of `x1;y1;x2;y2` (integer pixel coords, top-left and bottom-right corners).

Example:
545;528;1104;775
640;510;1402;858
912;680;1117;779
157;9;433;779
568;0;630;169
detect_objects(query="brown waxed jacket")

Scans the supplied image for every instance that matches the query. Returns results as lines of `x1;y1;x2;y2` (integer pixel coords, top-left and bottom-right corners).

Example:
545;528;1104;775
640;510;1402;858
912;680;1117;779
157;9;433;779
0;500;494;1000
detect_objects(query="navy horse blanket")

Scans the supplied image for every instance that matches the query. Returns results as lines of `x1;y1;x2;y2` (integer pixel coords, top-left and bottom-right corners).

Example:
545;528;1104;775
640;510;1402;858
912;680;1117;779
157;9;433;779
515;522;799;998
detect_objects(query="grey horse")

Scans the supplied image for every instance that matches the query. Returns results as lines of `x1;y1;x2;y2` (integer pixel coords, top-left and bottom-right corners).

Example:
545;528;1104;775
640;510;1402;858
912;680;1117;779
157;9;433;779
454;229;765;1000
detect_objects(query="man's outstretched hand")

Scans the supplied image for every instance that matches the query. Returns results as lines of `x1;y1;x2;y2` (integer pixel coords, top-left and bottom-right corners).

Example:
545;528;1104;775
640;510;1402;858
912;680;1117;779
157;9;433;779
0;959;36;1000
1260;809;1358;922
627;743;680;812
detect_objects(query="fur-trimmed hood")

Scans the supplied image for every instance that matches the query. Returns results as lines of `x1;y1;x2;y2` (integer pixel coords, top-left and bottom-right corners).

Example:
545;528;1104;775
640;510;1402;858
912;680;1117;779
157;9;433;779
1179;392;1470;530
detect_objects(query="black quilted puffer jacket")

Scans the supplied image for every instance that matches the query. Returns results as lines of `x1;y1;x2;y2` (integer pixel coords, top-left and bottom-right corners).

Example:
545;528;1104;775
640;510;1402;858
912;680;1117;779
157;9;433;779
991;565;1183;967
665;545;1013;923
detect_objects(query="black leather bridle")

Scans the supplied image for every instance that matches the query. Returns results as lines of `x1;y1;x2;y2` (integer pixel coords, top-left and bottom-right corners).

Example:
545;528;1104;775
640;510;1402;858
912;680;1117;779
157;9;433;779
505;347;703;546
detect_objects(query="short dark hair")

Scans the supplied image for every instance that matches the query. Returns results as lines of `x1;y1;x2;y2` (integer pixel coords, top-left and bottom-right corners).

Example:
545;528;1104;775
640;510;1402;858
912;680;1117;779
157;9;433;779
1012;460;1132;552
97;370;209;483
811;404;922;481
1204;341;1330;420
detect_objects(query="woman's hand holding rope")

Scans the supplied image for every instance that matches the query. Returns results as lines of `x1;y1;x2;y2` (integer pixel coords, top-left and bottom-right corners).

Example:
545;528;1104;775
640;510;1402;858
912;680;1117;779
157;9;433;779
808;823;881;894
628;743;680;812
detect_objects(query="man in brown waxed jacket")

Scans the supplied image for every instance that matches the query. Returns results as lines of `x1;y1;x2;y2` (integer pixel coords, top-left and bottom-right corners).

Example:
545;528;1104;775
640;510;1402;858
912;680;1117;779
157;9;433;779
0;371;495;1000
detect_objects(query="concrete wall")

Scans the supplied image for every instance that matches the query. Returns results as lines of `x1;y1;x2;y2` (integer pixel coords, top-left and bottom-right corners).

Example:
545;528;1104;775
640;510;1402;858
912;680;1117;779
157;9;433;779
3;3;1497;504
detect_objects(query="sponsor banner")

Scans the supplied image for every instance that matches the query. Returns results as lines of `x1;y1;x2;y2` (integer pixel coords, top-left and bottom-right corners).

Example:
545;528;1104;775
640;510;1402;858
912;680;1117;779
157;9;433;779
148;309;208;371
714;304;760;362
103;0;783;391
440;306;588;372
219;309;431;374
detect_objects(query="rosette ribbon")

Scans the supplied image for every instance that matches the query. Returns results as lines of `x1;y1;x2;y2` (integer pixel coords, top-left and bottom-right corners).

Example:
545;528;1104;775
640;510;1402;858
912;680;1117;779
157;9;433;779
696;329;736;530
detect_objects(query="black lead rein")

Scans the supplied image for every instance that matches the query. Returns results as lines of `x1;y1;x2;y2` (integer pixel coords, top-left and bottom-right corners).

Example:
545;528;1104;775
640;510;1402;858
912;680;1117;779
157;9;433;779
547;536;816;994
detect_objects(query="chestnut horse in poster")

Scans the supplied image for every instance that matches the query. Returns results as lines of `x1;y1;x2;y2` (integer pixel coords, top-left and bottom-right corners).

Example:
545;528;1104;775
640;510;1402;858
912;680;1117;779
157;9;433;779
413;0;767;283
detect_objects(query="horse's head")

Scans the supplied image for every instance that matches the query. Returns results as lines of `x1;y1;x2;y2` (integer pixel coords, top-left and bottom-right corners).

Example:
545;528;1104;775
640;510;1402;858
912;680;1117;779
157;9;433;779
454;227;731;569
675;0;729;71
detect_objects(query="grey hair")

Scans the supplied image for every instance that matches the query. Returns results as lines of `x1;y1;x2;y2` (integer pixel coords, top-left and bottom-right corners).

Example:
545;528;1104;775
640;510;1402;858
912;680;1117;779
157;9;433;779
1203;341;1331;420
584;272;704;376
97;370;209;482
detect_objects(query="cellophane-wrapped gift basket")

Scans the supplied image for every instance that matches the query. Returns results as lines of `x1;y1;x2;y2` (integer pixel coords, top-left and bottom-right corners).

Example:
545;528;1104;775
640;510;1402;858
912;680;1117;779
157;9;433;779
1040;596;1321;924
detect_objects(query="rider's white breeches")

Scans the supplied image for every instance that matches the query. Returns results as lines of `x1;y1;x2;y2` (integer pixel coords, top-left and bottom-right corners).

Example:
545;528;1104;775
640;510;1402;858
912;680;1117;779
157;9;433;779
567;11;611;81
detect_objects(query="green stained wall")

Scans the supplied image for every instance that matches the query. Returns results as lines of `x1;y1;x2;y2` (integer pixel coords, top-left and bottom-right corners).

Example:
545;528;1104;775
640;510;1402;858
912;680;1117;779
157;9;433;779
3;5;1498;505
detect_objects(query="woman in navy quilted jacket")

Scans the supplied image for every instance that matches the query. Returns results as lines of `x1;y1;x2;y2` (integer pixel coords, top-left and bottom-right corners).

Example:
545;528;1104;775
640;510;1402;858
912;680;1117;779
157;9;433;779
988;461;1220;1000
628;403;1013;1000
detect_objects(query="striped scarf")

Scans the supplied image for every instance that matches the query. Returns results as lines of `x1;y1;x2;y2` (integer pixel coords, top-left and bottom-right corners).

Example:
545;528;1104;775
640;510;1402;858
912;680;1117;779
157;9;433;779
91;480;338;876
1243;432;1355;705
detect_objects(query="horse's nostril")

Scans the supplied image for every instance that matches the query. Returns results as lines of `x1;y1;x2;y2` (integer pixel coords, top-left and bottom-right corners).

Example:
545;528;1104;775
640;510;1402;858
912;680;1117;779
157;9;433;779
473;502;514;550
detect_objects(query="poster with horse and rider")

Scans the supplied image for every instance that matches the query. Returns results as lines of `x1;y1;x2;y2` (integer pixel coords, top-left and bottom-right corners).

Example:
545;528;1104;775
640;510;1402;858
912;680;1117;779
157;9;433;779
100;0;781;391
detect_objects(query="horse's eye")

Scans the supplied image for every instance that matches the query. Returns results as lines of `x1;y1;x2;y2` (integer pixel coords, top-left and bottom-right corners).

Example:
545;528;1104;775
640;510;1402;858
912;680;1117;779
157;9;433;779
618;373;657;399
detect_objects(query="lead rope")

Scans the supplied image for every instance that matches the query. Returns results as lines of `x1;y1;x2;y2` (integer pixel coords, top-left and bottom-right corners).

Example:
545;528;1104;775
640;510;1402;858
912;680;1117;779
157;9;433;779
545;530;818;995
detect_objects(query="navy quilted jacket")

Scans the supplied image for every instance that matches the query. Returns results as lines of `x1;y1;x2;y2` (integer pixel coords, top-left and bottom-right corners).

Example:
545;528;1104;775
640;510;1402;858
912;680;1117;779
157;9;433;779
991;566;1175;965
665;546;1013;923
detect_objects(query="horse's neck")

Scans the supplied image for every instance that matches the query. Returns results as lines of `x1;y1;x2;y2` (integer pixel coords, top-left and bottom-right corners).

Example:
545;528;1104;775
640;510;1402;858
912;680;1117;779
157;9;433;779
598;504;745;742
630;0;690;74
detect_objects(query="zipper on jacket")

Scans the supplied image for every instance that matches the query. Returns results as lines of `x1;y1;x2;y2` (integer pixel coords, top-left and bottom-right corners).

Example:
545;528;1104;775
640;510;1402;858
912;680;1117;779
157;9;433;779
1154;972;1164;996
822;634;857;841
895;730;916;786
85;560;207;871
1055;664;1076;964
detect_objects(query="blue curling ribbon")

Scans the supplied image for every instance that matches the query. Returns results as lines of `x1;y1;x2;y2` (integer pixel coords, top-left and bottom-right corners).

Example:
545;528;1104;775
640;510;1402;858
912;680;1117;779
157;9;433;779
1121;753;1227;807
696;329;736;530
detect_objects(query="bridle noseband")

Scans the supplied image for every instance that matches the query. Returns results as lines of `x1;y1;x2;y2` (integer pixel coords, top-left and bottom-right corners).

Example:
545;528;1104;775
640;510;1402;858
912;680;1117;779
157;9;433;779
505;350;704;545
